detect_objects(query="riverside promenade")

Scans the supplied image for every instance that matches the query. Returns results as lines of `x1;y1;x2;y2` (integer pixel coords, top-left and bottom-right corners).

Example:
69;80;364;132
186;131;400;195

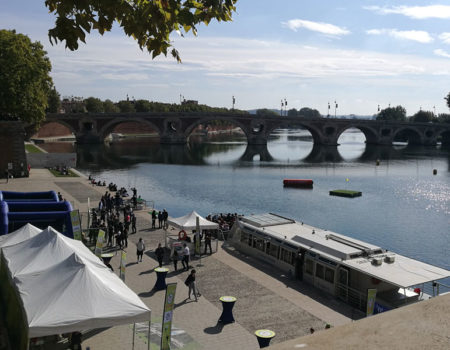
1;169;449;349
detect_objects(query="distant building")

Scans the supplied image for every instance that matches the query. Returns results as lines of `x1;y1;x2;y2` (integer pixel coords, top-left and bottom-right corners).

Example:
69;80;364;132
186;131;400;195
61;96;86;113
181;99;198;105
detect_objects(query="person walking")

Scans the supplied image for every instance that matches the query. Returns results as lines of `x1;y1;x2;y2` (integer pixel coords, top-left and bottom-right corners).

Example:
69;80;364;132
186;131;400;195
137;238;145;263
172;249;180;271
204;231;212;255
181;243;190;270
131;214;137;234
155;243;164;268
185;269;200;301
151;210;156;229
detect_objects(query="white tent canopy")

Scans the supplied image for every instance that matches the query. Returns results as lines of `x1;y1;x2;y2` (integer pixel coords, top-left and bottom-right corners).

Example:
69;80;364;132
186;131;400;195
0;223;42;248
0;226;151;338
167;211;219;231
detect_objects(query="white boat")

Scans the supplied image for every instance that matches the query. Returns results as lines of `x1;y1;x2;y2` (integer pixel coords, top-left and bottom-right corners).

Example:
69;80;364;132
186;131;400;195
229;213;450;315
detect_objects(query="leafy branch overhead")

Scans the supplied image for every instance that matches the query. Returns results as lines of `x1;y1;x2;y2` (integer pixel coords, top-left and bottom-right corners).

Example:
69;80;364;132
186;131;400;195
45;0;238;62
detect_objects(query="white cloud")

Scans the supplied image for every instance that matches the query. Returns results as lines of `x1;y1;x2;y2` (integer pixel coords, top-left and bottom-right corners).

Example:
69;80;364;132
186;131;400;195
282;19;350;37
439;32;450;44
434;49;450;58
366;29;434;43
364;5;450;19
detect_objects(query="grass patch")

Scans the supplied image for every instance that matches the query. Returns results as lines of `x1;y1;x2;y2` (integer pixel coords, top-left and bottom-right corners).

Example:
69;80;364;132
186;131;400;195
48;168;79;177
25;144;44;153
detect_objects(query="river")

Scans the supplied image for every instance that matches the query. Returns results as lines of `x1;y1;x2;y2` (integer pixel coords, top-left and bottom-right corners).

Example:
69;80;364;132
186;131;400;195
43;129;450;283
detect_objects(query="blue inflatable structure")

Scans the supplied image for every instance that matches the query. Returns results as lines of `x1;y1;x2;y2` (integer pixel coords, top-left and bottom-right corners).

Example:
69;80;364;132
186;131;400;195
0;191;75;238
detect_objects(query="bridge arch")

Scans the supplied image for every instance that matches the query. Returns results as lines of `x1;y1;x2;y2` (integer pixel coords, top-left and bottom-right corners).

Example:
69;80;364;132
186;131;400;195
392;127;423;145
98;117;162;141
34;120;77;139
336;125;378;144
266;121;322;145
184;117;249;141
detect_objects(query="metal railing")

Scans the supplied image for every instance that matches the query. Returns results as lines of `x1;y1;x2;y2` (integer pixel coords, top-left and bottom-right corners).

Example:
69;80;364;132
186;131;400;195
336;282;367;312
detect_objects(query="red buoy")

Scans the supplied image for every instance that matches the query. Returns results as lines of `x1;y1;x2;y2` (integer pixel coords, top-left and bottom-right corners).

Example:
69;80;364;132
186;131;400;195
283;179;313;188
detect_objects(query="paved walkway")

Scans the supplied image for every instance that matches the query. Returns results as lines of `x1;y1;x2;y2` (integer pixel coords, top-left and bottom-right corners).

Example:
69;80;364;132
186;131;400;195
0;169;359;349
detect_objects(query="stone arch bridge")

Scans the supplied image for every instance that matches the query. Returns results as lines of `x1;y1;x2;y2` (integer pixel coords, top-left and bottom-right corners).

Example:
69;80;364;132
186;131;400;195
43;112;450;146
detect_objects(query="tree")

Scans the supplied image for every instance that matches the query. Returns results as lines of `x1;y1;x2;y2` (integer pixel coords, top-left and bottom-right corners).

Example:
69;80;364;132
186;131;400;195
376;106;407;121
103;99;120;113
0;30;53;125
445;92;450;110
117;100;136;113
410;110;435;123
437;113;450;123
256;108;279;117
299;107;321;118
135;99;152;113
85;97;104;113
287;108;298;117
45;0;237;62
46;87;61;113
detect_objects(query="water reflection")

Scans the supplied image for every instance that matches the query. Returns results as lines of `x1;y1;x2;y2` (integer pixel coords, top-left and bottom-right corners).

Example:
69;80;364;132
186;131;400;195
37;131;448;172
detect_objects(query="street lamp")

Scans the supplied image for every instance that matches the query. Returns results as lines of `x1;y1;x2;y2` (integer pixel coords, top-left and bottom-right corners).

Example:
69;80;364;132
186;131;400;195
334;100;338;118
284;99;287;116
327;102;330;118
281;99;284;116
433;105;436;116
232;96;235;110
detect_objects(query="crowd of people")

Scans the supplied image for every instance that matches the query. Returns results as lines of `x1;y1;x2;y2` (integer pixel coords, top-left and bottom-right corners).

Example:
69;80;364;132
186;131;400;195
207;213;238;232
88;191;137;250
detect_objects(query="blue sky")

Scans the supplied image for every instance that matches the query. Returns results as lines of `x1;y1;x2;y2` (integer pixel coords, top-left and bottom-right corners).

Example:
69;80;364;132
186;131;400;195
1;0;450;115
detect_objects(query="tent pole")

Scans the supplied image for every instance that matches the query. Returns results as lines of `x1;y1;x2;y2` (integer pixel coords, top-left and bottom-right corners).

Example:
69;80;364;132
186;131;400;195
148;312;151;350
132;323;136;350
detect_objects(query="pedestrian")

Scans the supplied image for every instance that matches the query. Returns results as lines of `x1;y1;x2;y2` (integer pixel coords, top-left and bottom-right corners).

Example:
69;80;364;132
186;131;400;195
181;243;190;270
123;227;128;248
131;214;137;234
162;209;168;228
172;249;179;271
58;192;63;201
70;331;82;350
185;269;200;301
152;210;156;229
155;243;164;267
204;231;212;255
136;238;145;263
158;211;163;229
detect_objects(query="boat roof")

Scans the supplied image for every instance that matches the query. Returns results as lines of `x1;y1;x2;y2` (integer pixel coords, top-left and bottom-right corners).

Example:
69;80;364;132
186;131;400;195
239;213;450;288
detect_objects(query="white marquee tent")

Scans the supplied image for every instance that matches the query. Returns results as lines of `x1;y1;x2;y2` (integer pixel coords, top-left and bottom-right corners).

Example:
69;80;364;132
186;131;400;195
0;226;151;338
167;211;219;231
0;223;42;248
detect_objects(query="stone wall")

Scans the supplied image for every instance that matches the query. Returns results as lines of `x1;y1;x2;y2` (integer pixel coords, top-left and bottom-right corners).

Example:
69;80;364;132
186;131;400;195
27;153;77;168
0;121;28;178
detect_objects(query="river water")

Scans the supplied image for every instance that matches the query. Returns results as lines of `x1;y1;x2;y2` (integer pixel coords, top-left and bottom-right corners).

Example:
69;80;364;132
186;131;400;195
54;129;449;281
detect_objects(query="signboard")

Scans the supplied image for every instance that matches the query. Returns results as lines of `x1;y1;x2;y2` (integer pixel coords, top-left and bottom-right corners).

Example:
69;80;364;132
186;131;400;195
70;210;82;241
366;288;377;316
119;251;126;282
95;229;105;257
161;283;177;350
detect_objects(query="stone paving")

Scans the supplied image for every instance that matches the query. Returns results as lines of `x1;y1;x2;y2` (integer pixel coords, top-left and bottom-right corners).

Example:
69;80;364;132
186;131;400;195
1;169;357;350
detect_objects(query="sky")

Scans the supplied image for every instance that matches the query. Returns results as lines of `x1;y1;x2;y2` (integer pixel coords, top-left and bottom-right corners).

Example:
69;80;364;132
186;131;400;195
1;0;450;116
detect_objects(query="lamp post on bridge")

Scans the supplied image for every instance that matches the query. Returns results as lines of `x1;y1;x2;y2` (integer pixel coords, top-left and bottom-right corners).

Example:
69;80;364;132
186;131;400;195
232;96;235;110
327;102;330;118
334;100;338;118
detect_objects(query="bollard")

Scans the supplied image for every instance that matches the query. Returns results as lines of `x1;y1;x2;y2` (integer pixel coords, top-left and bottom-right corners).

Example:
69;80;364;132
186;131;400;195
255;329;275;348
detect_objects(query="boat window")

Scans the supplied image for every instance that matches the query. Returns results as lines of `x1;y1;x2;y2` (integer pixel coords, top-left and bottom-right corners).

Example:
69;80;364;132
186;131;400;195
241;231;248;244
267;242;279;258
325;267;335;283
279;248;293;265
305;259;313;275
253;237;265;252
316;264;324;279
